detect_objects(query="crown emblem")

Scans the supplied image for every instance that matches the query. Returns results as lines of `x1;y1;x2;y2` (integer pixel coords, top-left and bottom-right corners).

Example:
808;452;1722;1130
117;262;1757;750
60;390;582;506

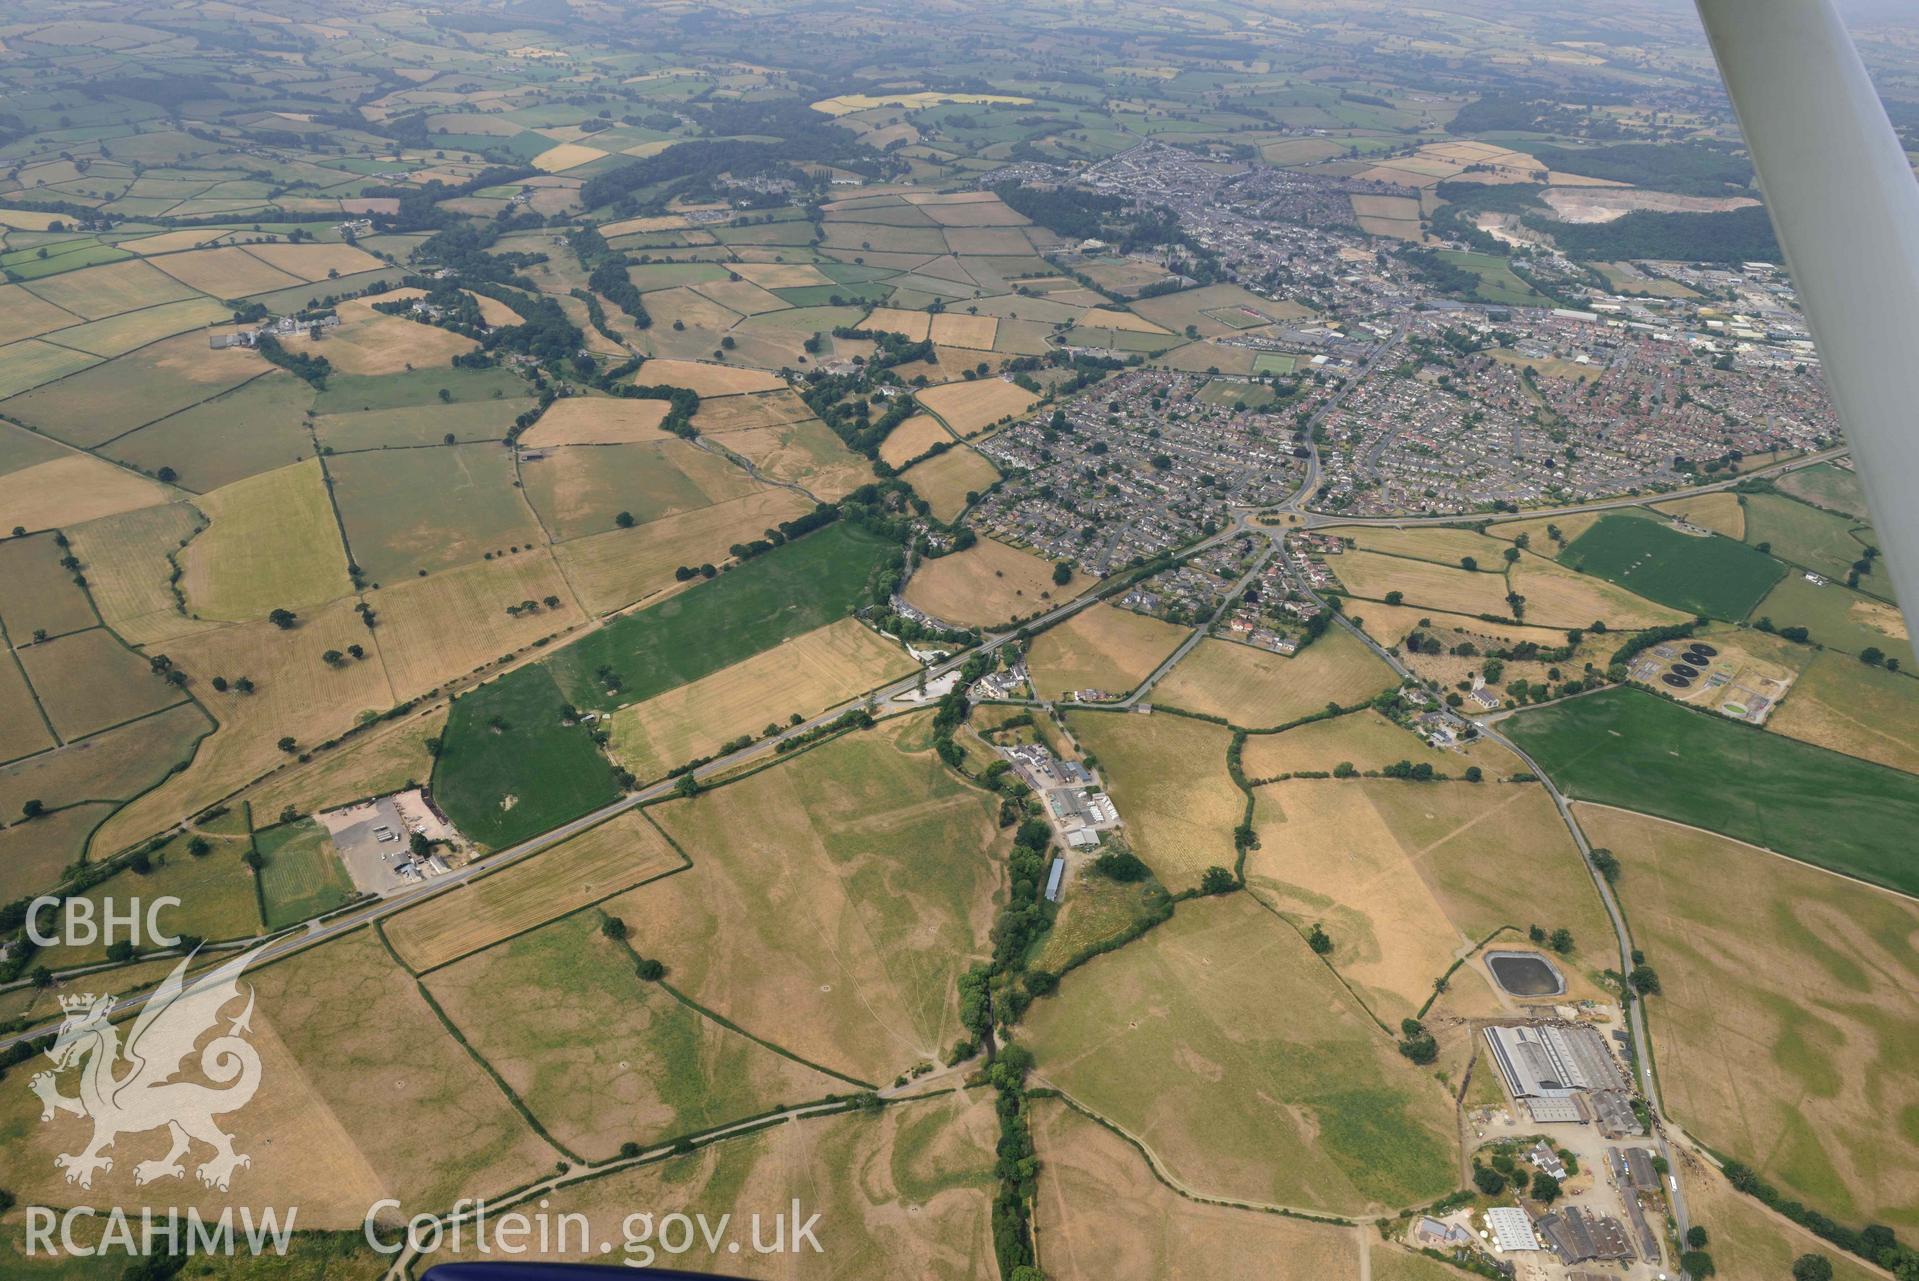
57;993;99;1012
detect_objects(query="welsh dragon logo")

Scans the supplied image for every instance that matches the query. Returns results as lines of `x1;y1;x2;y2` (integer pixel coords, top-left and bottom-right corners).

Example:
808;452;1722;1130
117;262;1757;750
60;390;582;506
31;946;268;1192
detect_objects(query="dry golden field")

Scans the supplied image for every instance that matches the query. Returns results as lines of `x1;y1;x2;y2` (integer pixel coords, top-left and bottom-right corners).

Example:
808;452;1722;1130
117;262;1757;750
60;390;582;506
321;296;479;375
902;446;1000;522
246;926;557;1218
1651;492;1746;539
386;811;686;972
65;502;214;646
609;618;910;780
689;387;813;432
0;452;171;534
1022;893;1457;1214
1240;709;1517;781
17;628;185;741
1768;648;1919;774
1340;526;1513;568
638;359;784;396
89;596;398;858
859;306;933;341
556;489;814;615
425;912;847;1159
1245;779;1608;1021
367;549;586;700
929;312;998;349
1342;599;1567;649
147;245;304;296
879;413;953;468
244;704;447;820
1031;1101;1362;1281
518;396;672;446
1330;550;1515;616
1585;804;1919;1230
634;720;1003;1084
240;241;385;281
1505;557;1688;629
1152;630;1394;727
903;537;1067;627
1063;710;1242;892
915;378;1039;437
421;1093;1001;1277
1028;603;1189;701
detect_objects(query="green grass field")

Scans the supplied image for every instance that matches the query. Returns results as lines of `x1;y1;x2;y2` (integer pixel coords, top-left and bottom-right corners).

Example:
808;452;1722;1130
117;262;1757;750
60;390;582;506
1741;492;1877;584
1754;573;1914;666
310;365;527;415
1557;511;1784;620
432;664;625;849
255;817;355;928
546;521;895;713
1506;686;1919;895
1775;462;1868;519
1433;249;1551;305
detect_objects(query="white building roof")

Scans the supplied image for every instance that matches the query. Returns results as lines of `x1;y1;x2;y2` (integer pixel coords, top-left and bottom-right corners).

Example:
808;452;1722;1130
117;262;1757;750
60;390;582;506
1486;1207;1540;1252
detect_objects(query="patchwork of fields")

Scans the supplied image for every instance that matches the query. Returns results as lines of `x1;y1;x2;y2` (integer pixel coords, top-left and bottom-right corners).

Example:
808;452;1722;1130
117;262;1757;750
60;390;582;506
1;10;1913;1270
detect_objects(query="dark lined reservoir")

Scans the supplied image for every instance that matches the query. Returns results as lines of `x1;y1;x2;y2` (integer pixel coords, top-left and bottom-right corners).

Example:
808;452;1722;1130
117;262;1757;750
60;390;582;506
1486;950;1566;997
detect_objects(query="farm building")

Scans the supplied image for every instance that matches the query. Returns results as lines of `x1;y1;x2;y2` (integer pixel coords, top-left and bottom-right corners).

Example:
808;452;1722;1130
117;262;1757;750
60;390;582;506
1483;1022;1622;1101
1484;1207;1540;1253
1045;857;1066;903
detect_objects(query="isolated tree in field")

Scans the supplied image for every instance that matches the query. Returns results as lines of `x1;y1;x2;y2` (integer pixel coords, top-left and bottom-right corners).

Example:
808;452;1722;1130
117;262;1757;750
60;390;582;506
268;608;297;630
1464;765;1483;783
234;677;255;694
347;644;364;660
1792;1254;1834;1281
1549;927;1574;954
1686;1226;1709;1249
1861;646;1886;666
1460;555;1478;571
211;676;228;692
1384;590;1403;605
615;510;635;528
600;916;628;940
1052;561;1072;586
322;649;345;667
635;957;666;981
277;736;297;753
188;837;211;857
1307;922;1333;954
21;800;43;820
